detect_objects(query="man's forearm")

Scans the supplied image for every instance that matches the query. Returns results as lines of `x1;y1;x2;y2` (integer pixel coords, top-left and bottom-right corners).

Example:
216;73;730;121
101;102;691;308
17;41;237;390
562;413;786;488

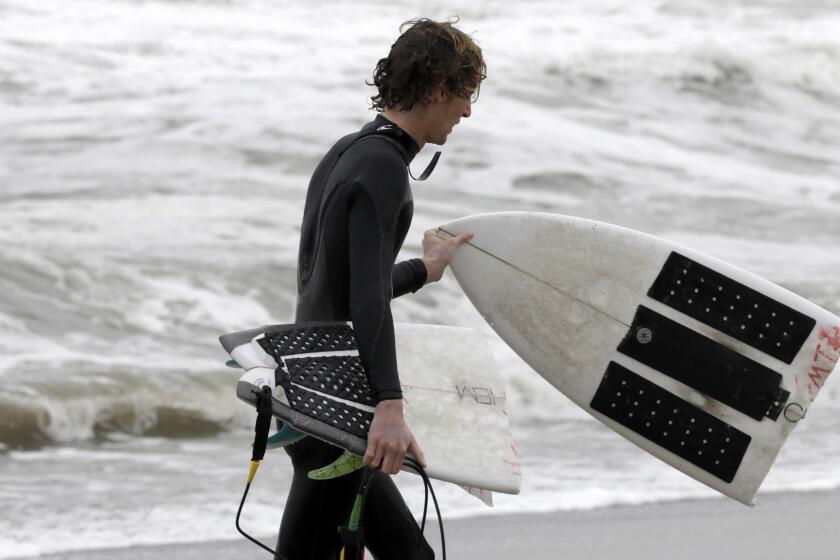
392;258;427;298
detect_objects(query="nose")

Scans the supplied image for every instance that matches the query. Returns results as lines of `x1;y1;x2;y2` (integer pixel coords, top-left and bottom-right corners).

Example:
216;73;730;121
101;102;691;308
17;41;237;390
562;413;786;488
462;100;471;118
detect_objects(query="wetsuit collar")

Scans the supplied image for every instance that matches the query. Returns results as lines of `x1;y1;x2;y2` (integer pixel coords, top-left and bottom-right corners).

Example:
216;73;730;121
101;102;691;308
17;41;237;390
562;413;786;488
372;114;420;164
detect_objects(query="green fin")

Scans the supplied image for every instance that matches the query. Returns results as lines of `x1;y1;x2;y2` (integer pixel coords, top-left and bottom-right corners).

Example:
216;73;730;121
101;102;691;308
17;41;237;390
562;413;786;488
266;425;306;449
307;450;365;480
225;359;241;369
250;424;307;450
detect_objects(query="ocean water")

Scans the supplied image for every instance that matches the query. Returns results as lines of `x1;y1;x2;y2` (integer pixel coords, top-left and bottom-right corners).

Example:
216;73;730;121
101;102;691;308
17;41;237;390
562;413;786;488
2;0;840;556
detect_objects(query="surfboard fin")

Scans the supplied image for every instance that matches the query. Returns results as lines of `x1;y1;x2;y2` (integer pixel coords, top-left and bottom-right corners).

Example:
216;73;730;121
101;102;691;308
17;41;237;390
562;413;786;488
266;424;306;449
308;450;365;480
459;485;494;507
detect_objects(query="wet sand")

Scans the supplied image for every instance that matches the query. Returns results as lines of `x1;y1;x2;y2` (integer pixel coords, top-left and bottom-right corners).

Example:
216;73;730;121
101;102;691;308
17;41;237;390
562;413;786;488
26;487;840;559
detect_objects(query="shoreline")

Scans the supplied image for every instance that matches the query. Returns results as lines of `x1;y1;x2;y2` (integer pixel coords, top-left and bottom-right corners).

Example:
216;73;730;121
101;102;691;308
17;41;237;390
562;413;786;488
18;487;840;559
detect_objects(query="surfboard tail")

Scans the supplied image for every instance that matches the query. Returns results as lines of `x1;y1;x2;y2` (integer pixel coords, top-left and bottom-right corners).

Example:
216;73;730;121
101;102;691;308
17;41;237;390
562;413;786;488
222;323;523;495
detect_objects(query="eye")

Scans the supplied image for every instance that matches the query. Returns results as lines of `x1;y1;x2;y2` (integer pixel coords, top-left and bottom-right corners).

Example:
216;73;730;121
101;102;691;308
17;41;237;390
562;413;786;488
460;86;478;103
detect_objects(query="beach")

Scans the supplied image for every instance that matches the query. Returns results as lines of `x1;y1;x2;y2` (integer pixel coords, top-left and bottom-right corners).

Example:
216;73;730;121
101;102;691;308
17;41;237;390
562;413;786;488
24;488;840;560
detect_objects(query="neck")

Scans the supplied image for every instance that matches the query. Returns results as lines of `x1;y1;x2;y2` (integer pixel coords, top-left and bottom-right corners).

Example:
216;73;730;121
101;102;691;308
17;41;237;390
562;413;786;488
381;108;427;150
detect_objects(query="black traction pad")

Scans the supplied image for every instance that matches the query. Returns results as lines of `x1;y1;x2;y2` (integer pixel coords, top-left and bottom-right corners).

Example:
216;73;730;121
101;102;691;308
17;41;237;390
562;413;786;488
257;321;376;408
283;383;374;439
236;381;368;457
285;355;376;407
259;322;358;356
590;362;751;483
618;306;789;421
648;252;815;364
253;321;376;442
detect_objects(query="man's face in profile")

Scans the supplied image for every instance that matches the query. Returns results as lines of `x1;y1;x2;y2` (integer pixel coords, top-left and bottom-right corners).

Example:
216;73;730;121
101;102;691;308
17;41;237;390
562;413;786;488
424;85;475;145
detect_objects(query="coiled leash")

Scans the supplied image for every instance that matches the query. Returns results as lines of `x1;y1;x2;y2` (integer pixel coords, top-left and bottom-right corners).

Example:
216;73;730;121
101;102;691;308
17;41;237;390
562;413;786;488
336;461;445;560
235;393;446;559
231;321;446;558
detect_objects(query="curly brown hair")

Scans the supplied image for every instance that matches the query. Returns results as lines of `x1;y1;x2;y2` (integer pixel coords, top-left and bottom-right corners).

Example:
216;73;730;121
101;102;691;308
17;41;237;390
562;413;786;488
369;17;487;111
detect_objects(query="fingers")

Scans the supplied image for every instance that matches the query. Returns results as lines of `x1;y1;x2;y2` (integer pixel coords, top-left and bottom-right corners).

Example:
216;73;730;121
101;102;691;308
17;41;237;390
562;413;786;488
364;402;419;475
383;446;405;475
408;435;427;469
424;227;445;240
363;440;383;470
426;227;467;240
454;231;474;245
365;440;406;474
369;444;403;475
424;228;473;244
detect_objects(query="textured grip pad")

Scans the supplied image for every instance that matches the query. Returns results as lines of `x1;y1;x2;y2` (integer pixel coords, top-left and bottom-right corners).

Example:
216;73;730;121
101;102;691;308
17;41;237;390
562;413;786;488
259;322;358;356
285;355;375;407
284;384;374;439
648;252;815;364
591;362;751;483
618;306;789;421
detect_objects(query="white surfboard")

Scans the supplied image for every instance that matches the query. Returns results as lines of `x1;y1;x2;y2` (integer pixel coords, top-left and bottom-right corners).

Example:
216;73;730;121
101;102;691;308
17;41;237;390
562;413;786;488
222;322;521;497
442;212;839;505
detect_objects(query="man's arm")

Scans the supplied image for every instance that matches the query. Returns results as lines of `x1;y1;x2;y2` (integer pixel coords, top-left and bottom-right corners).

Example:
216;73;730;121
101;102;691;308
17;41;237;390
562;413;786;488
392;229;473;298
346;177;425;473
346;180;405;400
392;258;427;298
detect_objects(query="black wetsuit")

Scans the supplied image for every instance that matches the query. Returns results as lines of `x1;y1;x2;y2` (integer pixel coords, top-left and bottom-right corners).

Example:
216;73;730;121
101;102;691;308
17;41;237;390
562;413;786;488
276;115;434;560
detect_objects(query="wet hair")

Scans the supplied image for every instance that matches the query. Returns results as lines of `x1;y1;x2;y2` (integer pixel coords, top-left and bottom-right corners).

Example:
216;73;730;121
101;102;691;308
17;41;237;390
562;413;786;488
369;17;487;111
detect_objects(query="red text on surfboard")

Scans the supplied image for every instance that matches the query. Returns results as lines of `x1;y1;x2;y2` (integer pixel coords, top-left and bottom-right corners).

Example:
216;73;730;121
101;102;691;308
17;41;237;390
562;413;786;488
805;326;840;399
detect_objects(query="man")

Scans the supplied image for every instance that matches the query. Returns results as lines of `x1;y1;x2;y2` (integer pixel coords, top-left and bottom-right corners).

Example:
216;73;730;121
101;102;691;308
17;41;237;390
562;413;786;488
278;17;486;559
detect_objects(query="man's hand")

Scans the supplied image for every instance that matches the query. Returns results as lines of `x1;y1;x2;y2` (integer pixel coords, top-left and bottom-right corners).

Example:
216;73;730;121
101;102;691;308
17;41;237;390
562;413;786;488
364;399;426;475
421;228;474;284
